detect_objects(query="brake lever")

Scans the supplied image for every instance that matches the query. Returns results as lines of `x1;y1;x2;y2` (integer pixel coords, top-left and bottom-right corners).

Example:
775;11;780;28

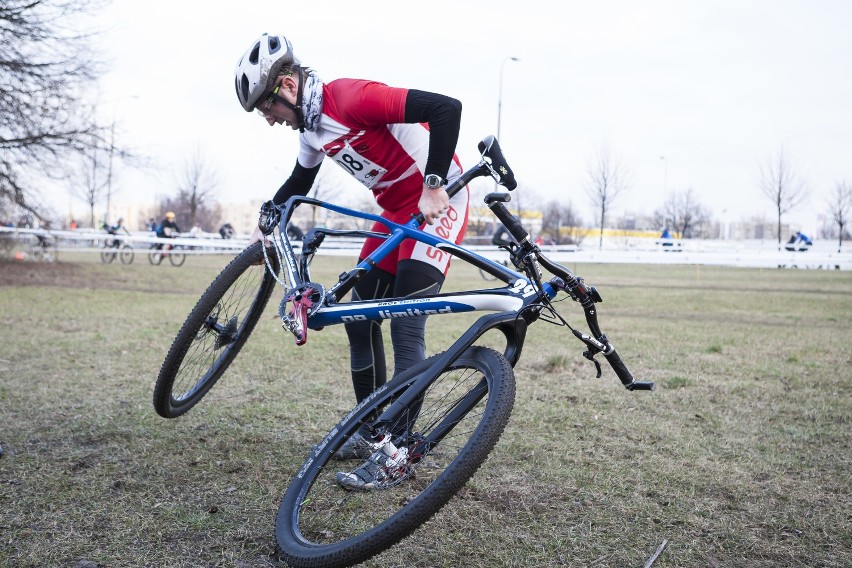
582;349;603;378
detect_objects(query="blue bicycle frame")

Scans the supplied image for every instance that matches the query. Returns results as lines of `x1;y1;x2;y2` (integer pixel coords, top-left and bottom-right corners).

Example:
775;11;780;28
264;135;653;394
276;196;555;325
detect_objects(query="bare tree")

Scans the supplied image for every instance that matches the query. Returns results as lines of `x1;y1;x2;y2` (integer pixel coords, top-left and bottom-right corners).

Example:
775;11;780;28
156;194;221;235
585;145;630;249
174;146;219;228
70;149;109;228
653;187;711;238
504;181;540;222
827;180;851;252
758;147;808;249
540;199;582;244
0;0;109;223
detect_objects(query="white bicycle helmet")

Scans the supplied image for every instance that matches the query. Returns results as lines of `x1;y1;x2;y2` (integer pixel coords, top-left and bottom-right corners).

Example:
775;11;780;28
234;33;298;112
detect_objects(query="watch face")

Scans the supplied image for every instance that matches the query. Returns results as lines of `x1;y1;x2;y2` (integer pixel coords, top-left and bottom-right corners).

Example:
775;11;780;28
425;174;442;188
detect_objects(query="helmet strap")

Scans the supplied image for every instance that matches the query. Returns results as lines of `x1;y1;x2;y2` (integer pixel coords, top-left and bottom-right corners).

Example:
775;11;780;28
268;67;306;132
293;66;307;133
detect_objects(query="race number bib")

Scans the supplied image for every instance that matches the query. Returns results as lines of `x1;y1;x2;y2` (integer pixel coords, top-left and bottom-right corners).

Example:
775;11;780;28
331;142;388;189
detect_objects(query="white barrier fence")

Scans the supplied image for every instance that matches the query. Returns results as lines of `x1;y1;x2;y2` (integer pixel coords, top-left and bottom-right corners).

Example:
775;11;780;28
2;226;850;270
1;227;246;255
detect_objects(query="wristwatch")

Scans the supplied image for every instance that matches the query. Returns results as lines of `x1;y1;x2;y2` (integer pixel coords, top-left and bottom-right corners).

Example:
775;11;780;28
424;174;445;189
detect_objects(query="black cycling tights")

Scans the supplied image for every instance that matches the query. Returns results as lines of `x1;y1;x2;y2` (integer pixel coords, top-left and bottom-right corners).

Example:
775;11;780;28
343;259;444;404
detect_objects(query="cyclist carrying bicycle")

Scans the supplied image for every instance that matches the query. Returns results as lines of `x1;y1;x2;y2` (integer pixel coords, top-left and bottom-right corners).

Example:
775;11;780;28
236;33;469;490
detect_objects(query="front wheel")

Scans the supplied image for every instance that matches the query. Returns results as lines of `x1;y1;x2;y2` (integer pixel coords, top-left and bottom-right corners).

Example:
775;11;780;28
153;242;279;418
169;247;186;267
276;346;516;568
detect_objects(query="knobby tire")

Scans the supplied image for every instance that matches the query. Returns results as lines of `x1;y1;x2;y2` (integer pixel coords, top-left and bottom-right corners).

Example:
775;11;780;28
276;346;516;568
153;242;278;418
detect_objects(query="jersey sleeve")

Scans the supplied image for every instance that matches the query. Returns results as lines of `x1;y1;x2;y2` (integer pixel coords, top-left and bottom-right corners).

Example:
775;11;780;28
273;159;322;205
298;136;325;169
331;80;408;126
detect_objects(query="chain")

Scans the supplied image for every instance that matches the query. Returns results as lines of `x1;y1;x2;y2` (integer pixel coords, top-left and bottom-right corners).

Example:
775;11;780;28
261;231;290;290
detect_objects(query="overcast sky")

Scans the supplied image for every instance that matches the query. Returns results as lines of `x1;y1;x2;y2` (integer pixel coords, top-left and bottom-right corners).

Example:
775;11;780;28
87;0;852;232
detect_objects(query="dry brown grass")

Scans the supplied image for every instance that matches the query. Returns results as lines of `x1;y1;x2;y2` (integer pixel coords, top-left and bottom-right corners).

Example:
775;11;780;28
1;254;850;567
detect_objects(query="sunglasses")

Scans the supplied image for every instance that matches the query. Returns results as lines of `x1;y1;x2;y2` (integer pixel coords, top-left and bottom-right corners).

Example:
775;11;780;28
255;74;292;117
256;86;279;117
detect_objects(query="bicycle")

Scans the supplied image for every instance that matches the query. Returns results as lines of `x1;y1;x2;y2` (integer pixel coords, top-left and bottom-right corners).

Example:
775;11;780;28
478;225;522;280
29;232;58;263
100;236;135;264
148;241;186;267
153;136;654;568
478;256;512;280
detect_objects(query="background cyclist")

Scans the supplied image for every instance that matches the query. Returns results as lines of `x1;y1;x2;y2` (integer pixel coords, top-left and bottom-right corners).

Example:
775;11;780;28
104;217;131;248
155;211;181;251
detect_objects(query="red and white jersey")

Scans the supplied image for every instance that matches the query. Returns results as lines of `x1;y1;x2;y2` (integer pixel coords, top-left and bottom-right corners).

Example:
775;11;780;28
297;79;465;214
297;78;469;275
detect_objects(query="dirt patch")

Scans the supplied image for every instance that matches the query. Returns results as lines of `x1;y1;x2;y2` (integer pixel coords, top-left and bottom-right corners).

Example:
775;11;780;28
0;260;84;288
0;260;137;291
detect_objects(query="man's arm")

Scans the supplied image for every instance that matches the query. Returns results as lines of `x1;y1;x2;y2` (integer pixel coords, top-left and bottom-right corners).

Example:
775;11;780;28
337;82;461;183
272;160;322;206
251;160;321;245
405;90;462;224
404;89;462;181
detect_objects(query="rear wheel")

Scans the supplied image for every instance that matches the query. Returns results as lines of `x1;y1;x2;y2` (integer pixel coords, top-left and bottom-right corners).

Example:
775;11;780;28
119;245;134;265
478;267;498;280
478;259;509;281
148;247;163;265
101;245;116;264
153;242;279;418
276;346;516;568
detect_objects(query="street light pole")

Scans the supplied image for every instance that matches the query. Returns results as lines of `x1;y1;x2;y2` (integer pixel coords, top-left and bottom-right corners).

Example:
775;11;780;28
659;155;668;194
106;120;116;225
497;56;520;143
103;95;138;226
497;57;520;201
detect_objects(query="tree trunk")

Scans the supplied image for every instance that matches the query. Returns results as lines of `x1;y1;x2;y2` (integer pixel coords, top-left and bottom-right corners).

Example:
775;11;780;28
777;210;782;251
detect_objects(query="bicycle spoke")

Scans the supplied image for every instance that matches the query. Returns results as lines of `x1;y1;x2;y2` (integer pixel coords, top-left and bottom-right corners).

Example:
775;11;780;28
168;262;267;401
293;364;490;543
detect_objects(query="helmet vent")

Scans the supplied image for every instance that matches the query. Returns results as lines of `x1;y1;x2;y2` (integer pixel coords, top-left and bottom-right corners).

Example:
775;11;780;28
249;43;260;65
269;36;281;53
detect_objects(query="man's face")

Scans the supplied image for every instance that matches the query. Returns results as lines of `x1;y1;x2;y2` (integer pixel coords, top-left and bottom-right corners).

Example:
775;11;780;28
256;77;300;130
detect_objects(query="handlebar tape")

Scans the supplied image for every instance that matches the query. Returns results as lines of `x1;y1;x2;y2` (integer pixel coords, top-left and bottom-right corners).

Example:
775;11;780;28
603;348;655;391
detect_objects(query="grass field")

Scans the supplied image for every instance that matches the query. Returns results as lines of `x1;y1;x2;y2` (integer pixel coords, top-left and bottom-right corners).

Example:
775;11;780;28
1;252;850;567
